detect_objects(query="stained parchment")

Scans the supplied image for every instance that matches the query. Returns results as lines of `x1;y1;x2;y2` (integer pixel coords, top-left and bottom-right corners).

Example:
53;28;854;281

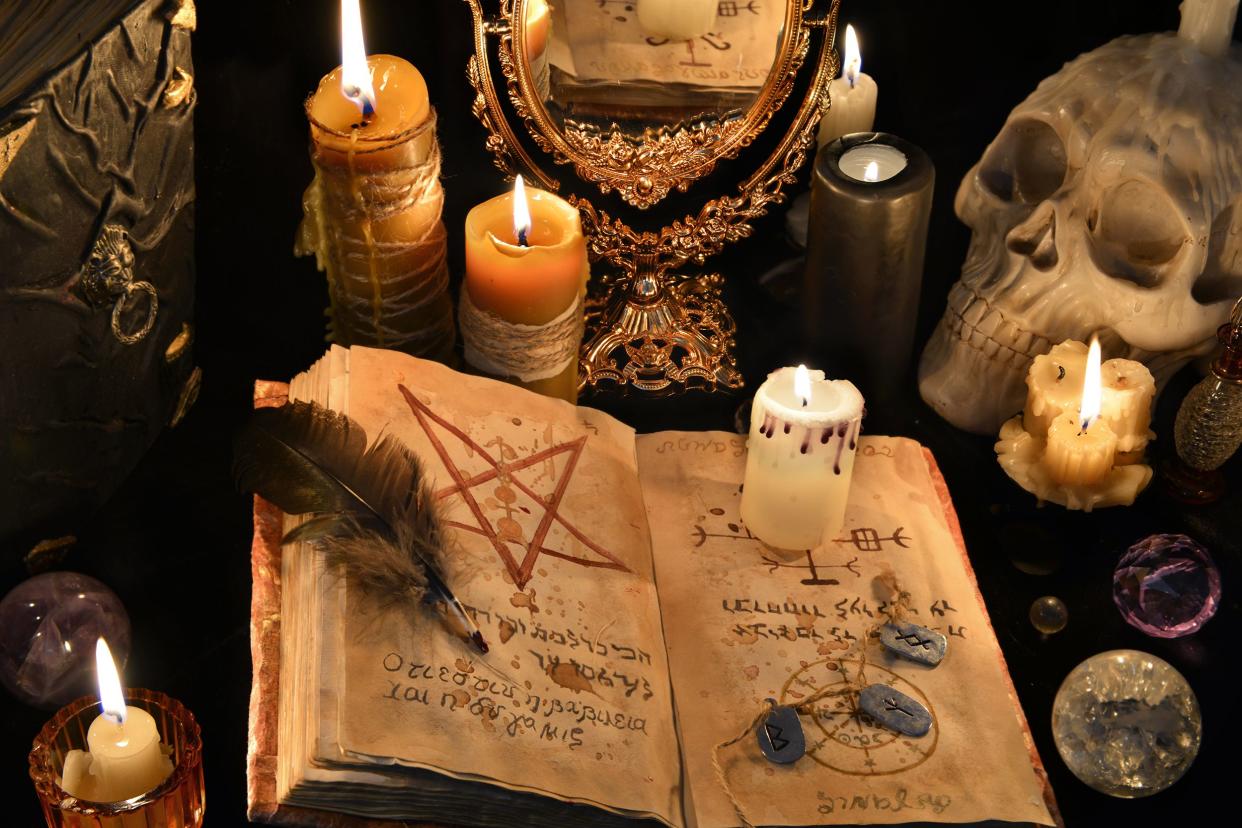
637;433;1056;828
327;348;683;826
551;0;784;90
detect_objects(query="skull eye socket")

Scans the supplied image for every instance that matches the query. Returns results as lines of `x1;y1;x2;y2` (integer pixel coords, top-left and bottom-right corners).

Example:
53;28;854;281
979;119;1067;205
1087;180;1188;288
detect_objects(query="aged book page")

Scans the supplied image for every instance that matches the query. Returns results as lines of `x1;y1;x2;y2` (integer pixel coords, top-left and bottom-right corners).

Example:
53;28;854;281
638;433;1056;827
553;0;783;89
326;348;683;825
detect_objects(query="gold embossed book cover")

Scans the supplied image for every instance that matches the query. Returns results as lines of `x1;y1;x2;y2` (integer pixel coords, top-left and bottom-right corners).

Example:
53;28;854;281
247;346;1059;828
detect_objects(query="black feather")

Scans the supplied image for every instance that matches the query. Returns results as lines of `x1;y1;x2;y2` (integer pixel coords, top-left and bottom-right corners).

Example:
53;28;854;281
233;401;487;653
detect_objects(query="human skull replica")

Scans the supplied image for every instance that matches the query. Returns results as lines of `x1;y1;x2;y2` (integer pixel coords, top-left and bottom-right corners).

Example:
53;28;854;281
920;22;1242;434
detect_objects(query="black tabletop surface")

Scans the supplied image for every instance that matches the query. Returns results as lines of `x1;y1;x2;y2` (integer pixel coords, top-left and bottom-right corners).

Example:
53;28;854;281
2;1;1238;825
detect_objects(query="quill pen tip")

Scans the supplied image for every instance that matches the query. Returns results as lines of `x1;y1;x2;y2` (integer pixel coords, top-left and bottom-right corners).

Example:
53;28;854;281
471;631;490;654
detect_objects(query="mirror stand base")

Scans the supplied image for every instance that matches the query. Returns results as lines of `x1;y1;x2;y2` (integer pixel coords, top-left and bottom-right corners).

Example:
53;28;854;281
580;273;743;396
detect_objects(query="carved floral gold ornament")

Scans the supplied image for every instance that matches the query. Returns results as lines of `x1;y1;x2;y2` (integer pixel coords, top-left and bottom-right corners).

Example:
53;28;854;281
465;0;842;394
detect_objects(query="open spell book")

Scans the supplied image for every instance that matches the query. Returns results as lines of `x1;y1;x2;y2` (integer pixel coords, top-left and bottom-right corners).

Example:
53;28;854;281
247;346;1060;828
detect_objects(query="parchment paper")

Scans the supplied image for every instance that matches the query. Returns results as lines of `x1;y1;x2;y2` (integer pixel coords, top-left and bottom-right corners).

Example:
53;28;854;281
553;0;783;89
637;433;1056;827
330;348;683;825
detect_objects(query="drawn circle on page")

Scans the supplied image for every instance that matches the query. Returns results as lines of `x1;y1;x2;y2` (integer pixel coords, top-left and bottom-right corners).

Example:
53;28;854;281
779;658;939;776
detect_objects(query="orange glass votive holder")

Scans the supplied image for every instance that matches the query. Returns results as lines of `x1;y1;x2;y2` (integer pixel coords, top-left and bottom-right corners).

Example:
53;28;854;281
29;688;205;827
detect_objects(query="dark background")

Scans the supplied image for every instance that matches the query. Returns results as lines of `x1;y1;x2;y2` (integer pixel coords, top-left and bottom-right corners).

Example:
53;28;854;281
3;0;1240;824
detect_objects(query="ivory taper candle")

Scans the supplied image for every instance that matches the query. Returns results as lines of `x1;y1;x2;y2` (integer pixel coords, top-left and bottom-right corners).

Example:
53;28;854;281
741;366;865;550
461;177;588;402
297;0;454;360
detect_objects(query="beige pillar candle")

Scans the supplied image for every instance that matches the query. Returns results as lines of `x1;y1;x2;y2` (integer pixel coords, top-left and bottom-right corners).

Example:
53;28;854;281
817;25;878;147
1043;412;1119;486
461;177;588;403
740;366;865;550
297;0;454;360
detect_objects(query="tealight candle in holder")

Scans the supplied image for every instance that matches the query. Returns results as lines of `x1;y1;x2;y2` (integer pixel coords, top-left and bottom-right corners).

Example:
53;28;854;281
28;639;204;828
741;366;865;551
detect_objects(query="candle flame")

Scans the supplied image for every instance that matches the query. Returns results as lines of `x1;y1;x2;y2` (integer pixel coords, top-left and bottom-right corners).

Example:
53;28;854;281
1080;337;1103;432
863;161;880;182
340;0;376;117
513;175;533;247
96;638;127;726
843;24;862;88
795;364;812;407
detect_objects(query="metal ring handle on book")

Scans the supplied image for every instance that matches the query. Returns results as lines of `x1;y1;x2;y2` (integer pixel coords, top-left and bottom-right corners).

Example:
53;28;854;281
111;280;159;346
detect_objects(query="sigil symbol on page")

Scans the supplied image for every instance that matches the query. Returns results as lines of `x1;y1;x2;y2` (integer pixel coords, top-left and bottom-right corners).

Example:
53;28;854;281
757;699;805;764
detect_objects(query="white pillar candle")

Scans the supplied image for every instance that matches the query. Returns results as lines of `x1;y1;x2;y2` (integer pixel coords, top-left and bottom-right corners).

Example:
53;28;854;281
817;25;878;147
637;0;718;42
59;640;172;803
741;366;865;550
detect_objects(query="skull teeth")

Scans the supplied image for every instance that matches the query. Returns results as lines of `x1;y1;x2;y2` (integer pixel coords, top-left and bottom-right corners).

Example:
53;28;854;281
943;285;1050;365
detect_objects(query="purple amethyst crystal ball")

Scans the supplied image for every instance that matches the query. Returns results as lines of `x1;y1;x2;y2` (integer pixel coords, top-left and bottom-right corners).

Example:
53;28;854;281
1113;534;1220;639
0;572;130;708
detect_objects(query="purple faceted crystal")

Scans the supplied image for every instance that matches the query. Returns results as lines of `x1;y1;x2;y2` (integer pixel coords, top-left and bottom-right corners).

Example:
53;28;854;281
1113;534;1220;638
0;572;130;708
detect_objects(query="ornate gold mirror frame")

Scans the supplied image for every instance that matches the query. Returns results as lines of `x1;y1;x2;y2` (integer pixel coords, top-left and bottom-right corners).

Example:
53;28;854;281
466;0;841;395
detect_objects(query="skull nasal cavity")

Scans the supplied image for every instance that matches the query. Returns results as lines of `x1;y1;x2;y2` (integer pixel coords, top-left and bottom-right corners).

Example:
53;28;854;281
1006;202;1058;270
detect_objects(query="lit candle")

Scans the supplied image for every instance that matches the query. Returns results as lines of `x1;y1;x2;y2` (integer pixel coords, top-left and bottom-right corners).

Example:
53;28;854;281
817;25;878;147
296;0;455;360
637;0;718;42
1023;340;1155;457
59;639;172;803
1042;339;1118;486
461;177;588;402
740;366;865;550
997;338;1155;509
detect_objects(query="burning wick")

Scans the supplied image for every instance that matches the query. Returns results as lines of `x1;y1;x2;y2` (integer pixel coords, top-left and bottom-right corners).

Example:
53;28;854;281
795;364;812;408
340;0;377;120
844;24;862;90
513;174;533;248
1078;337;1103;435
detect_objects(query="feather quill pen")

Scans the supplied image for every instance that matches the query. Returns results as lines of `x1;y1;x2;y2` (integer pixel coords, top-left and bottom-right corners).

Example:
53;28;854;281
233;401;488;653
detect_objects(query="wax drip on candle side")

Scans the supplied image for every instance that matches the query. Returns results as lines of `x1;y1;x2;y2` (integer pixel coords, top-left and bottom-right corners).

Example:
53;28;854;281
759;411;861;473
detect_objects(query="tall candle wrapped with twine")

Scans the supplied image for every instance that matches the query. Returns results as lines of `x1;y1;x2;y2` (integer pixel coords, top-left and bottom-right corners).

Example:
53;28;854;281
296;2;454;361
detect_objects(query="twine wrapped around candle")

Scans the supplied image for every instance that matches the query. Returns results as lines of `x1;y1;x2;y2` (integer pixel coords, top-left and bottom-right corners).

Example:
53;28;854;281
458;286;584;383
298;108;455;360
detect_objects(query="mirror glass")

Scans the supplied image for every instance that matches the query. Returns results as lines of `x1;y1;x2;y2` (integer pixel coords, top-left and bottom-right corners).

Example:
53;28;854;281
524;0;787;156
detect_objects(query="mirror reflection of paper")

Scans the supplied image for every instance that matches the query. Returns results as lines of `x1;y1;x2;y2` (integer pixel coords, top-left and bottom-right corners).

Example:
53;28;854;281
550;0;784;95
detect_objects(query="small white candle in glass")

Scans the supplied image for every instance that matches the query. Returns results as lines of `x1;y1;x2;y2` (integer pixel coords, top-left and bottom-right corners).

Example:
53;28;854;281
741;366;865;550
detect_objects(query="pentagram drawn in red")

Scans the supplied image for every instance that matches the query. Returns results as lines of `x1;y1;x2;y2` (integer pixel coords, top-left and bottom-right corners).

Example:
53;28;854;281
398;384;631;589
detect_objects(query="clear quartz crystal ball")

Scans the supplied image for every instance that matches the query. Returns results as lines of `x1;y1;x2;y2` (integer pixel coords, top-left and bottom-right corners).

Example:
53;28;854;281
1113;534;1220;638
1029;596;1068;634
1052;650;1201;798
0;572;130;709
